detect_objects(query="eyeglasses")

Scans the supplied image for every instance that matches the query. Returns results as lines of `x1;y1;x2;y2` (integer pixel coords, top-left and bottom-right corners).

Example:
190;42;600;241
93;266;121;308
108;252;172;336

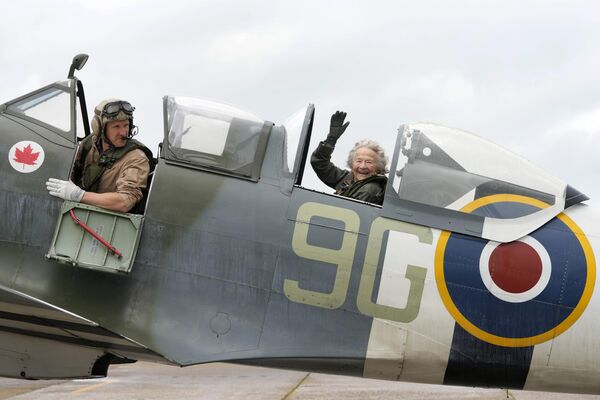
102;101;135;118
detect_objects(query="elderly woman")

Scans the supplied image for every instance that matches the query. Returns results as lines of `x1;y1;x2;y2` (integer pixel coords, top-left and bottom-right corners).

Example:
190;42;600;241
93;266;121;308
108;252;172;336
311;111;388;205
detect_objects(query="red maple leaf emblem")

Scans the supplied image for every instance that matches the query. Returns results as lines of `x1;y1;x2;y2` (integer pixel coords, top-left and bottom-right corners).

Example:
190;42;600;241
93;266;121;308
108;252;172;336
13;144;40;167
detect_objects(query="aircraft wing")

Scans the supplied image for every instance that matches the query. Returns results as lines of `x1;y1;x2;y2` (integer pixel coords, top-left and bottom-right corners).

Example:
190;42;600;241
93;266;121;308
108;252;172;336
0;284;171;379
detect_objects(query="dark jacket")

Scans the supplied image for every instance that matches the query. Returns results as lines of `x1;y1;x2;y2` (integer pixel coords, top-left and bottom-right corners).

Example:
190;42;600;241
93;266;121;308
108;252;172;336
310;141;387;205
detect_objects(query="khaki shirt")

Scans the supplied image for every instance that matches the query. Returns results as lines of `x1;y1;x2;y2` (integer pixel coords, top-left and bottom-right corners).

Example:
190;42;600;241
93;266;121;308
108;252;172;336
72;141;150;211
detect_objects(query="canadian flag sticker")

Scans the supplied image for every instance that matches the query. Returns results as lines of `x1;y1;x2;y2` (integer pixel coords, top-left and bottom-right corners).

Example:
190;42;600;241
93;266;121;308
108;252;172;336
9;141;45;173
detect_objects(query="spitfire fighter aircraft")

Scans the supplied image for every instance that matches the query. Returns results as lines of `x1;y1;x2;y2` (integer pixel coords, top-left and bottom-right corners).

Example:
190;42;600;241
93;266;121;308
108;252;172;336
0;54;598;395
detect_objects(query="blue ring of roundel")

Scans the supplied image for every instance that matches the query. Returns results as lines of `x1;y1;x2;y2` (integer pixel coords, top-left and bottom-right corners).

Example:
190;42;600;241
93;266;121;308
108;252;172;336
443;201;587;340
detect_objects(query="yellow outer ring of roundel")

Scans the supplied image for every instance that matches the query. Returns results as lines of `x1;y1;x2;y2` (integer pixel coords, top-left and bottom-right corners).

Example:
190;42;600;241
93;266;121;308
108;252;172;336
434;194;596;347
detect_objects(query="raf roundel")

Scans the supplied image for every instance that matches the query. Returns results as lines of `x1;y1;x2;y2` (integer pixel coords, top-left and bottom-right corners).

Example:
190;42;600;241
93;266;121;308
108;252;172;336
435;194;596;347
8;141;45;173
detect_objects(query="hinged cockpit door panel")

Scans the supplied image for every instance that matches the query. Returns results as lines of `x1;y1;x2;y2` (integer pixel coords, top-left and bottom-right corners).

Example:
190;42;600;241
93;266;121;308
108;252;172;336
46;201;143;274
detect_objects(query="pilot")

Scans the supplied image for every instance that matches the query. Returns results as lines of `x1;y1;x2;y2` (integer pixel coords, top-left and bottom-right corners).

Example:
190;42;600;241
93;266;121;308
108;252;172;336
46;99;152;213
311;111;388;205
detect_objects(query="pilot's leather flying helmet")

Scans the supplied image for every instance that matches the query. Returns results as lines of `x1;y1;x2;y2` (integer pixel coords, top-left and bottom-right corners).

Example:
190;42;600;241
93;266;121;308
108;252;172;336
91;98;135;139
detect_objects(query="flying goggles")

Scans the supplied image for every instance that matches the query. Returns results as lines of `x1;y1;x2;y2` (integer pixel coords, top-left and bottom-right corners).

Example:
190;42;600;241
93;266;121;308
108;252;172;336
102;101;135;118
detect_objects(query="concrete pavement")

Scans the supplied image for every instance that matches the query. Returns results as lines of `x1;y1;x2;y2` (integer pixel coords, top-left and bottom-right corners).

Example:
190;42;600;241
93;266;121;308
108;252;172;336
0;362;599;399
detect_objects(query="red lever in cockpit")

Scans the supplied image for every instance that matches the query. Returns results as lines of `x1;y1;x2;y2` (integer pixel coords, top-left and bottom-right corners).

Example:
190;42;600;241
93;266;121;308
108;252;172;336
69;210;123;258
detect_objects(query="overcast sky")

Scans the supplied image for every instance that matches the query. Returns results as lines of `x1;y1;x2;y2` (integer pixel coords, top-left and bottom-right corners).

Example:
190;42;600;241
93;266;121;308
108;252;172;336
1;0;598;201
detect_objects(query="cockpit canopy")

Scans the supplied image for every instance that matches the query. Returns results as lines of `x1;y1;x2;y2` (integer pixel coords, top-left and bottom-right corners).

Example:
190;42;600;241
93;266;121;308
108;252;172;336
394;123;564;207
163;96;271;181
384;123;586;242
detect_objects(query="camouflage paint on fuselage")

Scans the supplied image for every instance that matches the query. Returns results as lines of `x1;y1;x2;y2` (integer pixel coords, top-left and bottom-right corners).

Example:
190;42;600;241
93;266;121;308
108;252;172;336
1;70;599;395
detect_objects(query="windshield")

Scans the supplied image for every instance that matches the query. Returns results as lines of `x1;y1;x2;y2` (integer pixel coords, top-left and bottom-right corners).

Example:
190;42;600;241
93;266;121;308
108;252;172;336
8;86;71;132
282;106;309;173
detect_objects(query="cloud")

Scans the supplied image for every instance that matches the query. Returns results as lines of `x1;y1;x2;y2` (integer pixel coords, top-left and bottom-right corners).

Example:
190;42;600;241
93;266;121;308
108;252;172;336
559;107;600;138
1;0;599;199
71;0;143;11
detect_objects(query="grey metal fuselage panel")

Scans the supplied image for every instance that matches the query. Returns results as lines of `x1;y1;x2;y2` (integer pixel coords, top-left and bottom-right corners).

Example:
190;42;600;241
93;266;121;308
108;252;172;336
0;115;382;371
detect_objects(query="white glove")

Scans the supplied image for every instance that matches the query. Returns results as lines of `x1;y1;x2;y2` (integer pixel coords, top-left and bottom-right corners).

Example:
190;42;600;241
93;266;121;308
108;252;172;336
45;178;85;202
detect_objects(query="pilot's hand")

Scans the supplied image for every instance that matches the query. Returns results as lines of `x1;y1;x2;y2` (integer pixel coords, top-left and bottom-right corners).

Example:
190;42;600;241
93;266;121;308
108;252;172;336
326;111;350;144
45;178;85;202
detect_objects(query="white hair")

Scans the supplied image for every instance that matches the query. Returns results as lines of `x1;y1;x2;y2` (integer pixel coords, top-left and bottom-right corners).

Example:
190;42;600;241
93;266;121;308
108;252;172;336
346;139;389;174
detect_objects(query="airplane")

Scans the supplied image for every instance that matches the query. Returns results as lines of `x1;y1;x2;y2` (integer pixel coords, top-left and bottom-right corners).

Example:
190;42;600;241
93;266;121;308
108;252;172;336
0;53;598;395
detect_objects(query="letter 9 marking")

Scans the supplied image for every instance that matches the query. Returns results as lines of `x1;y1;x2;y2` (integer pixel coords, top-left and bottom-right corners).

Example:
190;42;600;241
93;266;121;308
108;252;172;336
284;202;360;309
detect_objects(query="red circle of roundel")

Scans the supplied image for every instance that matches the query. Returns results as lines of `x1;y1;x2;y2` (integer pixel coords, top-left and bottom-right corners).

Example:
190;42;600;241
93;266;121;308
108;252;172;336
489;241;543;294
